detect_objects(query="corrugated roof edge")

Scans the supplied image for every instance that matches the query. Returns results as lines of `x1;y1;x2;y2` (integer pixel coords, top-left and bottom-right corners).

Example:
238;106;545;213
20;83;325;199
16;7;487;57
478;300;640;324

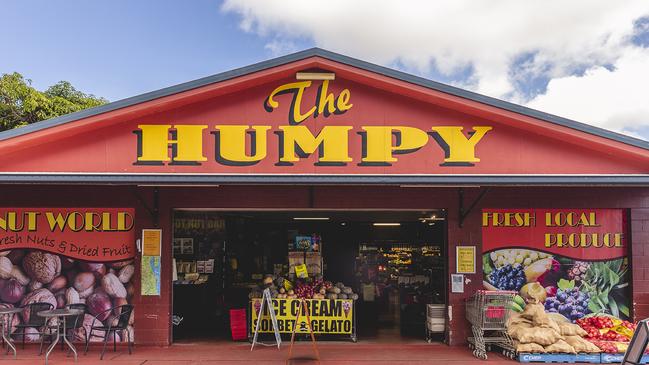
0;174;649;185
0;47;647;151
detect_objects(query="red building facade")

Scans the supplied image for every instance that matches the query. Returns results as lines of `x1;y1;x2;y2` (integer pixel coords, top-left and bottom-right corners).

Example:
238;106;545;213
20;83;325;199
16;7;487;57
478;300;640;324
0;49;648;346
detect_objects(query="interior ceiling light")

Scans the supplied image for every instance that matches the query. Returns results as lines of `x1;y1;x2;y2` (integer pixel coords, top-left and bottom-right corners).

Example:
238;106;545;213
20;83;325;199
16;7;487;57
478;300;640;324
373;223;401;226
293;217;330;221
419;215;445;222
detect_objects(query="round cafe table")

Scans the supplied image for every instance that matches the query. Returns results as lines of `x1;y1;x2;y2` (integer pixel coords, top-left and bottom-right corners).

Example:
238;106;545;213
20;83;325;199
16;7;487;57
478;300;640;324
37;308;83;365
0;307;22;359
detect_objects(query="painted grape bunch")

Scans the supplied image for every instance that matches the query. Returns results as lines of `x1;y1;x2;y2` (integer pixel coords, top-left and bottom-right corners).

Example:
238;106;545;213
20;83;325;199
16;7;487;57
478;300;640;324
544;287;590;321
488;264;526;291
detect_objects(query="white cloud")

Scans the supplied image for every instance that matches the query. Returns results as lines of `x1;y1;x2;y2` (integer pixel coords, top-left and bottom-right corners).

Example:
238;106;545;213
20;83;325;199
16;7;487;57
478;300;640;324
264;39;299;57
526;47;649;137
221;1;649;139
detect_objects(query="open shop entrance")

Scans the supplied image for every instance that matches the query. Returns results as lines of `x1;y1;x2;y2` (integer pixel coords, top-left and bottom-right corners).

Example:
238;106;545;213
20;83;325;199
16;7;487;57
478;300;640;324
171;209;448;343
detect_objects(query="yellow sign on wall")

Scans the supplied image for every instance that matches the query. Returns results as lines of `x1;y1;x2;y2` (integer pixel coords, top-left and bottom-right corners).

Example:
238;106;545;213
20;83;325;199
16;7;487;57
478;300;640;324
456;246;476;274
251;298;353;334
142;229;162;256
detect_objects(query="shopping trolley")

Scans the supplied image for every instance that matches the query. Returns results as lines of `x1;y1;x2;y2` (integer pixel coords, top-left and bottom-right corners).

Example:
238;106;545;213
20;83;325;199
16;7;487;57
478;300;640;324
466;290;516;360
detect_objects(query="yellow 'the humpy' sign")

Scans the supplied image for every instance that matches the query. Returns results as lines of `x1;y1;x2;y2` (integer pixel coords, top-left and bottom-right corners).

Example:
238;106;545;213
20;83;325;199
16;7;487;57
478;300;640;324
456;246;476;274
251;298;353;334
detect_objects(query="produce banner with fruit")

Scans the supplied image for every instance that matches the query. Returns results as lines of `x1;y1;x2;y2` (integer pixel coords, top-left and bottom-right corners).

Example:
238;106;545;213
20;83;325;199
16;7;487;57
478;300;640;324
482;209;630;322
0;208;136;262
250;298;353;334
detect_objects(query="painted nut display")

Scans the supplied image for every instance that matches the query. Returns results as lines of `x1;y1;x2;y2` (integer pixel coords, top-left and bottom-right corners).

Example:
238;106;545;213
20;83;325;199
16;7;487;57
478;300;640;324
74;314;103;342
101;273;127;298
47;275;68;292
0;279;25;304
54;290;66;308
79;262;105;274
61;257;75;269
78;285;94;299
73;272;95;292
117;265;135;284
87;292;112;321
7;250;24;263
125;325;134;341
29;281;44;291
65;287;81;305
22;252;61;284
106;314;119;327
20;288;56;323
0;252;135;344
10;266;30;286
0;303;19;334
113;297;128;315
22;327;41;342
110;260;133;270
0;257;13;279
126;283;135;298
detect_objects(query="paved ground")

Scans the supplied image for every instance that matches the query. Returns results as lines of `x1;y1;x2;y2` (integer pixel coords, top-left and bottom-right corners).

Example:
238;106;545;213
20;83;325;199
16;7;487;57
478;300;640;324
0;340;515;364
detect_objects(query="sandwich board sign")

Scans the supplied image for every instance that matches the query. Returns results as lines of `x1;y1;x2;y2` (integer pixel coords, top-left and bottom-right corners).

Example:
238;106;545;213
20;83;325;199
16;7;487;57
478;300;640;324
250;288;281;350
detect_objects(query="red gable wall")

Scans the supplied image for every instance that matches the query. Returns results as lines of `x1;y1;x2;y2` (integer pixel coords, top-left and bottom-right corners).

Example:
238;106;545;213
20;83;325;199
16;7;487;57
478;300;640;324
0;57;647;175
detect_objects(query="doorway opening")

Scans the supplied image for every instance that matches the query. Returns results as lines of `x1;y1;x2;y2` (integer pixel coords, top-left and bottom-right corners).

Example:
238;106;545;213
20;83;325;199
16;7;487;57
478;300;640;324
171;209;447;343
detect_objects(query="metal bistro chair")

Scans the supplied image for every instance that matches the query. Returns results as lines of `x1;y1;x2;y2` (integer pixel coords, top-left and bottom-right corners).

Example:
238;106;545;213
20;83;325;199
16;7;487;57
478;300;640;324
40;303;87;354
84;304;133;360
13;302;54;349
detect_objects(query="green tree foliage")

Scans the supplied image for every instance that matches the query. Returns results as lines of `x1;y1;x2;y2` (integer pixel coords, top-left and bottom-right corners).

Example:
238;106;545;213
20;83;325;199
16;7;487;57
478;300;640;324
0;72;107;131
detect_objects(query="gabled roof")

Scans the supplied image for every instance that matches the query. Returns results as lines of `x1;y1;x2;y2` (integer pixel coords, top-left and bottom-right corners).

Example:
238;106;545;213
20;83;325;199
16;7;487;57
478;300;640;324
0;47;648;151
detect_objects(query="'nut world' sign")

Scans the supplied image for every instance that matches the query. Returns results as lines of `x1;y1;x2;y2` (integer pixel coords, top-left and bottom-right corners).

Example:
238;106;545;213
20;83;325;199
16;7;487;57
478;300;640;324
0;208;136;261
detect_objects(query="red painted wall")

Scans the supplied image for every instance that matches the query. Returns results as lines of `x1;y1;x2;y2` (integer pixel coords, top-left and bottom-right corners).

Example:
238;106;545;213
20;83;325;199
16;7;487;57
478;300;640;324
1;184;647;346
1;76;648;175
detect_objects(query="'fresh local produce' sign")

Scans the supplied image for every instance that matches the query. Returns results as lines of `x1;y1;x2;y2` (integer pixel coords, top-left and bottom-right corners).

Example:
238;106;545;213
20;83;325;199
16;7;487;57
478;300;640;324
251;298;353;334
482;209;630;321
0;208;136;261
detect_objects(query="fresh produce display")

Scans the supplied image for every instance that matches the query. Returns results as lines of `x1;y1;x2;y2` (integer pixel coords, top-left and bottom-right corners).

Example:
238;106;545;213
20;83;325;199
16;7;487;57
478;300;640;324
506;303;600;354
488;265;526;291
568;261;590;282
489;250;551;268
484;249;630;323
544;287;590;321
249;275;358;301
505;313;640;354
484;209;632;358
576;315;636;343
588;340;624;354
580;261;629;319
508;307;641;355
520;282;547;303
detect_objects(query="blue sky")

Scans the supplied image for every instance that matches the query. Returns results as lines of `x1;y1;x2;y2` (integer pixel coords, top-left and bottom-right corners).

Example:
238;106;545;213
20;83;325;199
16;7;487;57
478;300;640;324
2;1;649;140
1;0;287;100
